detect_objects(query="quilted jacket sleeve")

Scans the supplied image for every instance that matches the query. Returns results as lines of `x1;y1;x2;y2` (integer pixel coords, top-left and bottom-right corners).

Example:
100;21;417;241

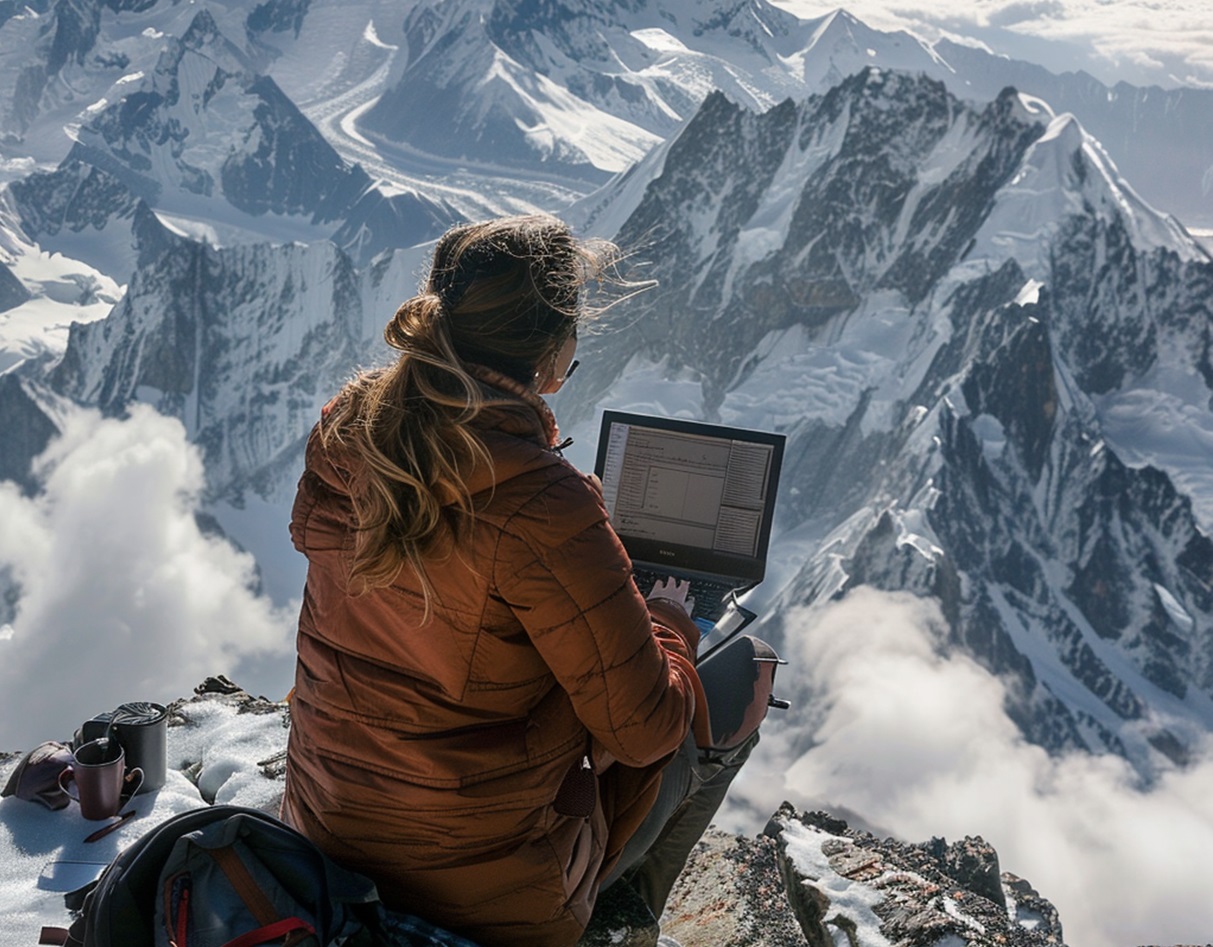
494;465;702;769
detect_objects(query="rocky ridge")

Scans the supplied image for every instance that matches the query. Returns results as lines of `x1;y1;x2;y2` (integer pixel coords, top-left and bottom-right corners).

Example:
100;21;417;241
0;682;1070;947
172;686;1076;947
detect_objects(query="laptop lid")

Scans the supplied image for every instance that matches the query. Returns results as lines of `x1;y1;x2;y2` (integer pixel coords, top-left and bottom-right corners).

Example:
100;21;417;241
593;410;785;588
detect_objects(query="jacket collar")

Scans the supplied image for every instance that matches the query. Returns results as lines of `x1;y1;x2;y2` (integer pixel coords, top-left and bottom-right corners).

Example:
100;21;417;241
464;364;561;449
461;365;566;497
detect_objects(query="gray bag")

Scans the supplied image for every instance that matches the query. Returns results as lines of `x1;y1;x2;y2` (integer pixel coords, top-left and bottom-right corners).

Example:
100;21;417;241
39;805;483;947
152;810;377;947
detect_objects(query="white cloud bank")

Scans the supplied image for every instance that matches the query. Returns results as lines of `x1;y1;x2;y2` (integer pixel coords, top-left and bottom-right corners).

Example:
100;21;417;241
723;588;1213;947
0;404;296;753
773;0;1213;88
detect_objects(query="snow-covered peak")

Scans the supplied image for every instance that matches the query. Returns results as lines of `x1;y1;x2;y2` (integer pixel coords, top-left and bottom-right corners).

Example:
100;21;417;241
177;8;254;74
556;61;1213;791
971;111;1206;281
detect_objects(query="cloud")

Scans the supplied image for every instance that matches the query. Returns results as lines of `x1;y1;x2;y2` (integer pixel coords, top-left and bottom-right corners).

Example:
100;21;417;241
770;0;1213;88
0;404;296;753
987;0;1067;26
721;588;1213;947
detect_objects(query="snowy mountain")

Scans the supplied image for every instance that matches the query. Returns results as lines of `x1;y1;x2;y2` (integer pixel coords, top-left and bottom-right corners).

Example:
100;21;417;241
933;38;1213;235
46;208;404;498
3;6;1213;942
558;67;1213;772
352;0;1213;229
8;53;1210;780
357;0;940;180
5;0;1210;247
1;0;457;268
61;8;372;223
2;0;1211;768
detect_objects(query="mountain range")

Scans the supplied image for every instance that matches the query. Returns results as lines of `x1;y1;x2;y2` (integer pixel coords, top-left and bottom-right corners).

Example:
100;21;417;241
2;0;1212;838
560;65;1213;774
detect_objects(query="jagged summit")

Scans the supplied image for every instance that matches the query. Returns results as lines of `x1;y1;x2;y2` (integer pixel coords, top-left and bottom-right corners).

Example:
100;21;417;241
177;8;252;69
65;9;370;225
359;0;833;178
558;63;1213;774
799;6;945;80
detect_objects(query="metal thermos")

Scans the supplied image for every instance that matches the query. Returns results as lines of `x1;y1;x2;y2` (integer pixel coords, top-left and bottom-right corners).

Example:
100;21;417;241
77;702;168;794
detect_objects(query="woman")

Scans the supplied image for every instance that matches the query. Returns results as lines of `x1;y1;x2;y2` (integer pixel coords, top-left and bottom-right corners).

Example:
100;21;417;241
282;215;705;946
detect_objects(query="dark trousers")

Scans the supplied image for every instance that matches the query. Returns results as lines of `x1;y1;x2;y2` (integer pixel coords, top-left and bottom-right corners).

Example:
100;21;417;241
602;729;759;918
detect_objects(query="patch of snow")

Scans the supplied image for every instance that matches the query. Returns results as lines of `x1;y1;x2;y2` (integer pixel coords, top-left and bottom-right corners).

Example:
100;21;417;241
894;507;944;561
1016;279;1044;306
1154;583;1195;632
363;21;396;51
971;413;1007;461
0;695;291;943
0;248;123;375
631;28;691;54
1095;385;1213;530
779;820;894;947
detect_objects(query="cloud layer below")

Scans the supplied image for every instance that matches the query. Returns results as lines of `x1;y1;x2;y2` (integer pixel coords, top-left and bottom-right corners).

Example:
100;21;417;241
722;589;1213;947
0;404;296;753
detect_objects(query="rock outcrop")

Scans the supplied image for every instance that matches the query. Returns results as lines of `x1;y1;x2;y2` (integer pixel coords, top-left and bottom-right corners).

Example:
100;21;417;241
583;802;1066;947
4;682;1068;947
163;684;1072;946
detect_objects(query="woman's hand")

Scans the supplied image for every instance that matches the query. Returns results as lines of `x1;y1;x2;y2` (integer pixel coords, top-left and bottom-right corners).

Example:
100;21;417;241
646;576;696;617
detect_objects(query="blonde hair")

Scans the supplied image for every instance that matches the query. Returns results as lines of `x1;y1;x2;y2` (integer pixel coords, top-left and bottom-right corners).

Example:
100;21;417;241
321;214;616;595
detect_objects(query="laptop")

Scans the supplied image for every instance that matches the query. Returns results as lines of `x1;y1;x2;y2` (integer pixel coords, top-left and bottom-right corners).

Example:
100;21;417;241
593;410;785;628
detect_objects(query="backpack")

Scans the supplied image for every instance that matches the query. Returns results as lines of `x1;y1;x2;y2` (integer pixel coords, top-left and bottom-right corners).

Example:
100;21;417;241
40;804;479;947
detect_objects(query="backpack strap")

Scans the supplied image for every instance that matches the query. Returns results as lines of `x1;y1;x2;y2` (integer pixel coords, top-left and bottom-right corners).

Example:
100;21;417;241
208;846;315;947
208;847;278;927
220;918;316;947
38;922;84;947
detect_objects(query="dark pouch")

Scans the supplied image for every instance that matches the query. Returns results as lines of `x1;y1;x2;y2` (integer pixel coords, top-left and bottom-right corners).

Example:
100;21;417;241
2;741;75;810
554;755;597;818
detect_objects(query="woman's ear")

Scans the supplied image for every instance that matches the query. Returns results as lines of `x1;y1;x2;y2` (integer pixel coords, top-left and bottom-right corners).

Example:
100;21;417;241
535;335;578;394
533;362;555;394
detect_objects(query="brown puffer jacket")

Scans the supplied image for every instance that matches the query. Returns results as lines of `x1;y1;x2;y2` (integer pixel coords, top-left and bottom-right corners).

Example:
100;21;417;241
282;391;702;947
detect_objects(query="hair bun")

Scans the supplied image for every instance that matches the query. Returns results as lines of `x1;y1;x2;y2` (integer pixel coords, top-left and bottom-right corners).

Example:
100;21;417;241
386;293;444;351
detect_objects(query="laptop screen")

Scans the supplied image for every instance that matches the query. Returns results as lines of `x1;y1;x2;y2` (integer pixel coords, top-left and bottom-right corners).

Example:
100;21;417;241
593;410;785;583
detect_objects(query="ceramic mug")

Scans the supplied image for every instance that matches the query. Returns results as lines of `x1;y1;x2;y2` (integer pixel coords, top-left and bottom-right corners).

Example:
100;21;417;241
57;738;143;820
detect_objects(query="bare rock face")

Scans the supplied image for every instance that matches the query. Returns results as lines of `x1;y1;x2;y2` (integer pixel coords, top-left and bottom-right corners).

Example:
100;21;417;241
660;829;814;947
586;802;1069;946
765;804;1066;946
578;879;661;947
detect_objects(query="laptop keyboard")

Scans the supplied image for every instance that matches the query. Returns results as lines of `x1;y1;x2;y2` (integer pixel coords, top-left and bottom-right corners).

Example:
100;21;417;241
633;567;737;623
